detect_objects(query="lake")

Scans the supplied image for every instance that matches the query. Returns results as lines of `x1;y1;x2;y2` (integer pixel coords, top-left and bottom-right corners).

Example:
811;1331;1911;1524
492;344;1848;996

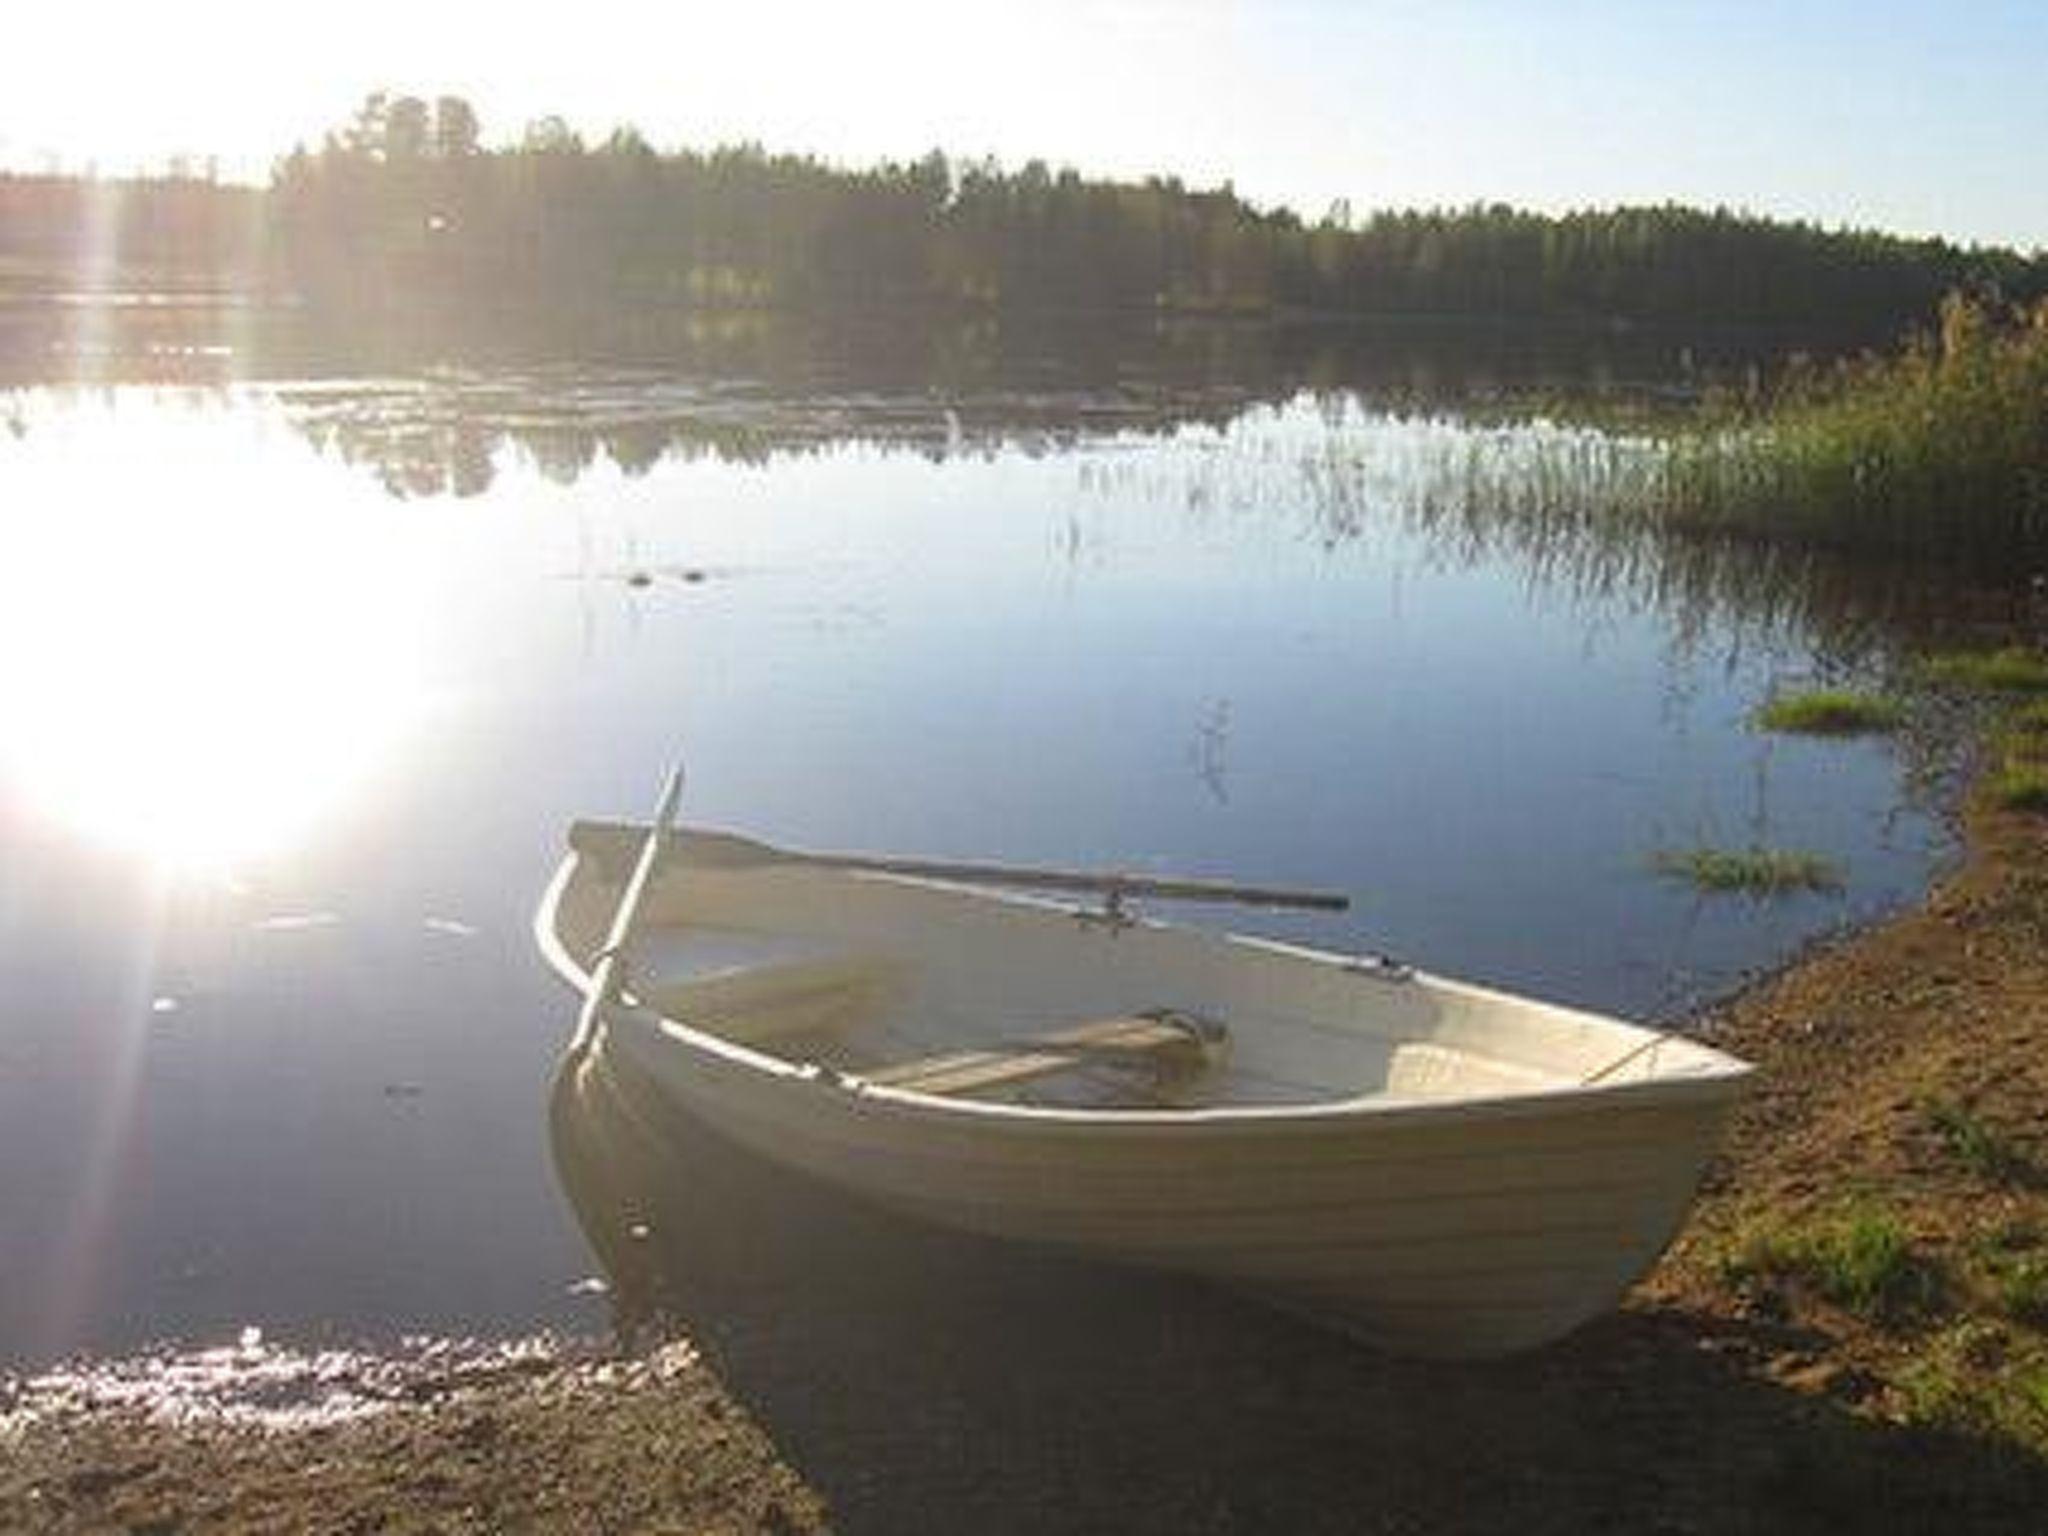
0;312;1950;1365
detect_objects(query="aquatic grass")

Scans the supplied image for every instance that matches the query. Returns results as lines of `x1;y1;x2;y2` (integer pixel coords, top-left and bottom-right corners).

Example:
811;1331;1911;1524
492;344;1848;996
1300;402;2033;660
1721;1204;1942;1323
1394;296;2048;584
1664;297;2048;568
1755;688;1903;735
1651;845;1844;896
1917;647;2048;694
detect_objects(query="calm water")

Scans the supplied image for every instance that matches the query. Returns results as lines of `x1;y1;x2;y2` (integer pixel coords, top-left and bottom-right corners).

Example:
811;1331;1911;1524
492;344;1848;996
0;337;1949;1366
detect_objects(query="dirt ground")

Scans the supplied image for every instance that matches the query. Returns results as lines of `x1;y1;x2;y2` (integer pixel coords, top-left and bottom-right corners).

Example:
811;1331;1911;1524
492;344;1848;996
6;799;2046;1534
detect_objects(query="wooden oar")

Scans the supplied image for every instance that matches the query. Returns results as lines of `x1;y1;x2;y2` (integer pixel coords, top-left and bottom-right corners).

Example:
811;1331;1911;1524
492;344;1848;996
569;819;1350;913
548;766;686;1346
781;849;1351;914
565;770;687;1058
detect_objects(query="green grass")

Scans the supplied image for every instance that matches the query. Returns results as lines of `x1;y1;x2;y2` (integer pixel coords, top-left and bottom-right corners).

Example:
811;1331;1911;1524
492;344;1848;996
1722;1208;2048;1453
1918;647;2048;694
1924;1097;2034;1184
1651;845;1844;896
1989;1256;2048;1327
1988;696;2048;808
1755;688;1904;735
1990;762;2048;812
1899;1324;2048;1444
1721;1204;1941;1323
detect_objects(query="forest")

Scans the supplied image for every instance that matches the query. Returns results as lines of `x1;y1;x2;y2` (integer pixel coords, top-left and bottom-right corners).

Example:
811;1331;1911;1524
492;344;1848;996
4;92;2042;332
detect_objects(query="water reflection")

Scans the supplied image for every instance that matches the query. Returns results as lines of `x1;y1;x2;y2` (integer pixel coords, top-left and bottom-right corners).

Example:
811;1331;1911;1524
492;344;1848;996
254;364;2023;666
278;369;1257;501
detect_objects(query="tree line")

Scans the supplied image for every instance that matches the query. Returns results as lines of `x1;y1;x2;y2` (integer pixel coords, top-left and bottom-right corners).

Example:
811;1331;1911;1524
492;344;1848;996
6;92;2042;332
0;173;263;290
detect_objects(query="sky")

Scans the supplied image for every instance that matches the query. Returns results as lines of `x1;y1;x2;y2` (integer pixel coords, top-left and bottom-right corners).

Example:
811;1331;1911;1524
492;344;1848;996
5;0;2045;250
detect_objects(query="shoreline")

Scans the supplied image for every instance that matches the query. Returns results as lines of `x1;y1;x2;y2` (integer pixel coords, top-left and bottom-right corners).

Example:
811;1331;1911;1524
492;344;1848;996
1641;778;2048;1446
6;790;2044;1532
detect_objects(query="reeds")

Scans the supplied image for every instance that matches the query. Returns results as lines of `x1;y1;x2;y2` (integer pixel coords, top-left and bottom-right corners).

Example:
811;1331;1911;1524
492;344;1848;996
1380;295;2048;608
1657;296;2048;568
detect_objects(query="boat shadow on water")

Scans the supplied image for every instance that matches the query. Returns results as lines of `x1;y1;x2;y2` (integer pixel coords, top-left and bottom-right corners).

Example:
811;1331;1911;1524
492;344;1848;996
549;1047;2045;1535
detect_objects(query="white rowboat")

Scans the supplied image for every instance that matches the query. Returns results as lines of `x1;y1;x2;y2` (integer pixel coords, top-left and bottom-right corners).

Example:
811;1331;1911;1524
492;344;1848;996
538;813;1751;1358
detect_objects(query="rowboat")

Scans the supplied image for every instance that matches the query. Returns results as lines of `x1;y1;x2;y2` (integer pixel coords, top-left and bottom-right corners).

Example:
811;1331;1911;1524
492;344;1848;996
537;778;1752;1358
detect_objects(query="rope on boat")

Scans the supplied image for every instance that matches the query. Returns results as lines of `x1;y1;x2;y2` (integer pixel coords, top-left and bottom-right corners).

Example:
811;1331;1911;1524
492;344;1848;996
1579;1031;1668;1086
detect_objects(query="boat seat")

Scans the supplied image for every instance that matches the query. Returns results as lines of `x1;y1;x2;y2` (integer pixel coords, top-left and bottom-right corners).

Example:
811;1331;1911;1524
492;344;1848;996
864;1010;1227;1098
622;929;903;1045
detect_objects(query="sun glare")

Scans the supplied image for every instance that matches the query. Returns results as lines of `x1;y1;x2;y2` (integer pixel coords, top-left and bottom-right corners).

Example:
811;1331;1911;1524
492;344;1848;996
0;395;429;871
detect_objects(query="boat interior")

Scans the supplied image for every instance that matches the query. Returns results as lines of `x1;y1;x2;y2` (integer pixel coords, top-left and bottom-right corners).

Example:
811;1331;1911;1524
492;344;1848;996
552;825;1741;1112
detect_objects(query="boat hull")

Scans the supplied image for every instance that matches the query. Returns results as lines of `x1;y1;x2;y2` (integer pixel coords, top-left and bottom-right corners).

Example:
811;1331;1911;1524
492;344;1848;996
598;1002;1730;1358
541;830;1749;1358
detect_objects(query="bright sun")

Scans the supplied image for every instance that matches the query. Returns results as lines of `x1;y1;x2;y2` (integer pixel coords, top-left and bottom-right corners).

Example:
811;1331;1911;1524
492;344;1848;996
0;393;429;870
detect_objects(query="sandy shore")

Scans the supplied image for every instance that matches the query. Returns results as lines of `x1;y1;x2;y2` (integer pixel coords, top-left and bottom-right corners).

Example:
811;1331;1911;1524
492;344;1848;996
7;797;2046;1534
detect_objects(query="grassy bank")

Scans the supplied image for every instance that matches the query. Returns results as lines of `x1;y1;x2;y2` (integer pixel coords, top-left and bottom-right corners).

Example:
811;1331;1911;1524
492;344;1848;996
1656;659;2048;1457
1643;702;2048;1471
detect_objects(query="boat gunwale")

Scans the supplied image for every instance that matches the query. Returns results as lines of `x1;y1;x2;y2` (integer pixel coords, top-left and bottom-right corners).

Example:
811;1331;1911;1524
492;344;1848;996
537;846;1754;1135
